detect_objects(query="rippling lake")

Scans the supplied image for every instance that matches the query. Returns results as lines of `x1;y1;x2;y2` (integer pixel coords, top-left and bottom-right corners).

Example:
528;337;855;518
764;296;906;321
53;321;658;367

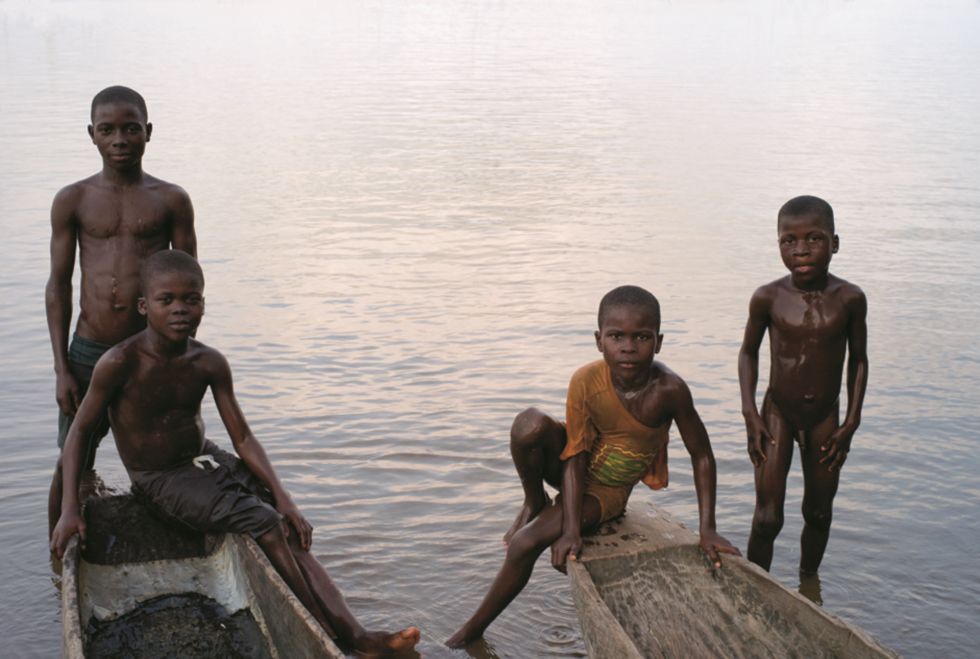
1;1;978;656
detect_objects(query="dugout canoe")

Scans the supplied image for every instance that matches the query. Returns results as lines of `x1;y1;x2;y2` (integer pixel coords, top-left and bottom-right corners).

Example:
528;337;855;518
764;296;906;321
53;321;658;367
61;494;344;659
568;503;897;659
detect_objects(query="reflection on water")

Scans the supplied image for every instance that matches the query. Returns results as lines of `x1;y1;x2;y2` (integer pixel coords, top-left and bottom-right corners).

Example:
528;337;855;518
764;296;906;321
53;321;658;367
1;1;979;657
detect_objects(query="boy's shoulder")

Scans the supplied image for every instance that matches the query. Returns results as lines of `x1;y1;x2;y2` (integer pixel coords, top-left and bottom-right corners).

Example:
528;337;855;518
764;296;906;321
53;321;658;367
827;275;868;316
649;360;690;400
827;273;865;296
570;359;605;381
142;172;191;200
637;361;693;424
751;275;793;300
52;174;101;207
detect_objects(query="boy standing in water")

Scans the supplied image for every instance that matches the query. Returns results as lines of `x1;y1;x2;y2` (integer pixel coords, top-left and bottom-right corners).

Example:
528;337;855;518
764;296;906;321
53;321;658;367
447;285;739;648
739;195;869;574
50;250;421;655
47;86;197;532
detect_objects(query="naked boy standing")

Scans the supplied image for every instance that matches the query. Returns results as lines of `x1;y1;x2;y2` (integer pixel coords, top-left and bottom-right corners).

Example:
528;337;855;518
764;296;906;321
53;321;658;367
46;86;197;532
739;195;868;574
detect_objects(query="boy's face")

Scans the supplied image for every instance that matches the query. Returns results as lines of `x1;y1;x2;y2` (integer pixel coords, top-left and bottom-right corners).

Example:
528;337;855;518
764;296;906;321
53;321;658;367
594;304;663;382
138;270;204;341
777;212;839;286
88;102;152;170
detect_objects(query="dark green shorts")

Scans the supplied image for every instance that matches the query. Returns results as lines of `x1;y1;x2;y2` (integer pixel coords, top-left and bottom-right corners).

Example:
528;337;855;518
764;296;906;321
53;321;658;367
130;441;282;539
57;334;113;469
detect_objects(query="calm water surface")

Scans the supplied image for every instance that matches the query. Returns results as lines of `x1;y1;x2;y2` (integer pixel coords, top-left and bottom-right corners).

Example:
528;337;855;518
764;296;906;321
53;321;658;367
1;1;979;657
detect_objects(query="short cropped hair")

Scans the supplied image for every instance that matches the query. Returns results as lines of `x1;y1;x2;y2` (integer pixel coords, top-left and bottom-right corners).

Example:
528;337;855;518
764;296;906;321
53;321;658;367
91;86;148;122
140;250;203;293
597;285;661;330
778;195;834;234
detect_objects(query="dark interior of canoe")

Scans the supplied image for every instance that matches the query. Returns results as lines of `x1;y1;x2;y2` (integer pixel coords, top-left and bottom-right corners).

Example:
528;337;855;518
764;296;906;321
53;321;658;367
79;496;272;659
64;495;341;659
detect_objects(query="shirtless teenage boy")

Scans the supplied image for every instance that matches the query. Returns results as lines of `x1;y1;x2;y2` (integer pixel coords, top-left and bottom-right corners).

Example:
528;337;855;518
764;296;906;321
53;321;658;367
739;195;869;574
46;85;196;532
447;285;739;648
49;251;420;655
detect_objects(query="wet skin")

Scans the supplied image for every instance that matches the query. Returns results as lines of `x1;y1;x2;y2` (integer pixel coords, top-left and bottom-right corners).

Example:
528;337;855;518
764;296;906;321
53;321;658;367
46;99;196;530
448;303;739;648
738;211;869;573
49;269;420;655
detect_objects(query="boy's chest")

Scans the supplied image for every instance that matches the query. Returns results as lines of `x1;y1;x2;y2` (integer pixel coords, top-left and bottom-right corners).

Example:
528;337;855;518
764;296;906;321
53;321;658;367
770;294;849;338
126;362;208;410
78;189;171;241
588;393;668;449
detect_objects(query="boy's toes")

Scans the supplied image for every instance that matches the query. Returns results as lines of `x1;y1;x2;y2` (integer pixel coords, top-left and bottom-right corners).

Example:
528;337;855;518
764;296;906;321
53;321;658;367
355;627;421;655
389;627;420;650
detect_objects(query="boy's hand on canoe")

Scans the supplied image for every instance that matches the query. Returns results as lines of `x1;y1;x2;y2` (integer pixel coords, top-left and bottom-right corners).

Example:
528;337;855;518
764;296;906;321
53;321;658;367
551;532;583;574
277;499;313;551
50;509;85;559
699;530;741;568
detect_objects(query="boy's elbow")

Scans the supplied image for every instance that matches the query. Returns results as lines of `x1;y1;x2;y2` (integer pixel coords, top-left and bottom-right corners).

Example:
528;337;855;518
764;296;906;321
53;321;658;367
45;278;70;305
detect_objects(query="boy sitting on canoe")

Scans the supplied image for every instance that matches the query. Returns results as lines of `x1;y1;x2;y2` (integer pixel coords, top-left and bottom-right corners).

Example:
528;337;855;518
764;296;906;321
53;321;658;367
739;195;868;574
50;250;420;656
447;285;739;648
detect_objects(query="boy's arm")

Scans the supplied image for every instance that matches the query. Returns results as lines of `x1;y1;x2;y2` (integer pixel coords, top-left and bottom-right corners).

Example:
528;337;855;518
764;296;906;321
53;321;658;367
50;351;124;557
209;352;312;549
820;289;869;470
672;379;741;567
169;186;197;257
46;187;80;416
551;368;593;572
738;288;773;467
551;452;588;573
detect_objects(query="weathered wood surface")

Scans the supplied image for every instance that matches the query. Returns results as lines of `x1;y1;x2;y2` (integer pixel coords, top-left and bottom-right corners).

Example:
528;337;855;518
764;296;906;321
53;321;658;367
62;494;343;658
569;503;899;659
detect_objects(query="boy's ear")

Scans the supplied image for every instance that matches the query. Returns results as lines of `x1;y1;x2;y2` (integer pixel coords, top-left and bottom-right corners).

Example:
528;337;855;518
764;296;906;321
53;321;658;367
832;234;839;253
655;333;664;354
137;297;147;316
594;330;602;351
145;122;153;141
87;125;95;142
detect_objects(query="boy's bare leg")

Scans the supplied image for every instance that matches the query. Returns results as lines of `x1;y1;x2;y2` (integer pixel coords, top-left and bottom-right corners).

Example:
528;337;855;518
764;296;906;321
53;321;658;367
747;400;794;571
256;524;339;635
448;496;601;648
799;412;842;575
286;533;421;653
503;408;565;545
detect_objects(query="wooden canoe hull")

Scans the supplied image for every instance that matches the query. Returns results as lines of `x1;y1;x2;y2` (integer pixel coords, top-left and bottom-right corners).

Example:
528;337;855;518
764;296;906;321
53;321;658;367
569;503;898;659
61;495;343;658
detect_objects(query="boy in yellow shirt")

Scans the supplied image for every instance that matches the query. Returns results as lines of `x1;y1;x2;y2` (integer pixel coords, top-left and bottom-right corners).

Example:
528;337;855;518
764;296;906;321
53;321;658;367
447;285;738;647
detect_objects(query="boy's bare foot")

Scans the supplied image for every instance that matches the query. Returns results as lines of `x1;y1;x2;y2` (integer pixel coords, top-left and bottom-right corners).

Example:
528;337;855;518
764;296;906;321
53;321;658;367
353;627;421;655
503;494;551;545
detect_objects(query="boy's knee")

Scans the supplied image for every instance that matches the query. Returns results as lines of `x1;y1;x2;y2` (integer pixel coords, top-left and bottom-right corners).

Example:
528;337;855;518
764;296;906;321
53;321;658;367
256;522;288;550
511;407;551;444
505;528;546;562
752;507;784;539
802;505;833;532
